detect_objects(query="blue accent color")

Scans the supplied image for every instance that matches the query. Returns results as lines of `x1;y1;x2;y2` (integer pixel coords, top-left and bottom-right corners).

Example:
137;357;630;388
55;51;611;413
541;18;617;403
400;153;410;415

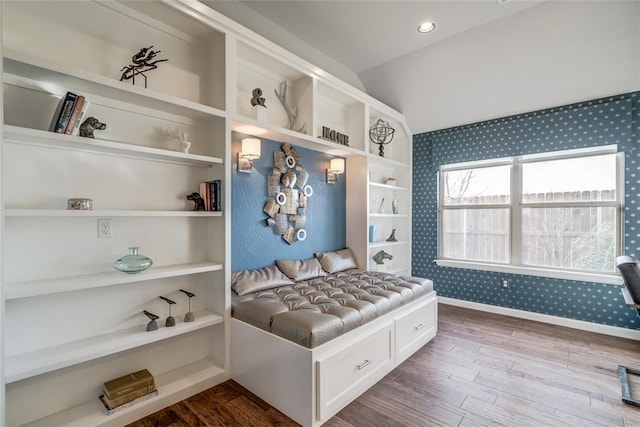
413;92;640;329
232;138;346;271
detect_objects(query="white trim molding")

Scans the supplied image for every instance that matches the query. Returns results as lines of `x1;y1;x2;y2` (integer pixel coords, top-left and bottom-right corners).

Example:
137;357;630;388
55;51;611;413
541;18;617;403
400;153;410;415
439;296;640;341
435;259;623;285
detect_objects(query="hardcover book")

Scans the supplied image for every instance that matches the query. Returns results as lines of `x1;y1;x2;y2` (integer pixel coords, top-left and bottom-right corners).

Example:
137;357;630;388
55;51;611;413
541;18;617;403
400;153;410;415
64;96;85;135
99;390;158;415
52;91;79;134
102;385;156;409
103;369;155;400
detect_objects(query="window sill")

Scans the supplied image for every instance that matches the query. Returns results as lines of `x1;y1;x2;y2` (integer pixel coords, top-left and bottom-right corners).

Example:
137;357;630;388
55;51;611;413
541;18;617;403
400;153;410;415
434;259;623;285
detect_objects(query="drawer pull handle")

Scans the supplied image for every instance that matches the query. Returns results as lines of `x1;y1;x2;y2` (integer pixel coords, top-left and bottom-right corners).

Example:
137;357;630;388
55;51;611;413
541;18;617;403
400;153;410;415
357;359;373;370
415;323;426;331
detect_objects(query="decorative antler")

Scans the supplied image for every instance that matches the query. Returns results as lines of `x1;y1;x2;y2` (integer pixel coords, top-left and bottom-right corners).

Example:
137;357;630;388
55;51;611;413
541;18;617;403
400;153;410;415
167;128;191;153
274;81;306;134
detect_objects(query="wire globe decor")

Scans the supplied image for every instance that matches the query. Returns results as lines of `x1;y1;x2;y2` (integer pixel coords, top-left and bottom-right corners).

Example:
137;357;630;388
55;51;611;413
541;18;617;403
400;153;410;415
369;119;395;157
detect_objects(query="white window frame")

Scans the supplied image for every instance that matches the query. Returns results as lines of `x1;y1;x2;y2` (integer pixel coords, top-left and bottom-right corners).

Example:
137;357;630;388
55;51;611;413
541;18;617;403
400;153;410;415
436;145;624;285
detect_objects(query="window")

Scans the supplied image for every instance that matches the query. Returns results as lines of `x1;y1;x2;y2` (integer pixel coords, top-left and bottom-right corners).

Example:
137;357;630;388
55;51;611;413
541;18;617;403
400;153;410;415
438;146;622;280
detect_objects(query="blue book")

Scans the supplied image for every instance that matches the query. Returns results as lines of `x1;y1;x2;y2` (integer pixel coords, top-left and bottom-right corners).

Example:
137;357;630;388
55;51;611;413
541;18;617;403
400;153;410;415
52;91;79;134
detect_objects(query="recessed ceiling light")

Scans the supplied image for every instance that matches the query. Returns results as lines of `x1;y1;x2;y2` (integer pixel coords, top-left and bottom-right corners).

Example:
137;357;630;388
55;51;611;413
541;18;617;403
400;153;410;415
418;21;436;34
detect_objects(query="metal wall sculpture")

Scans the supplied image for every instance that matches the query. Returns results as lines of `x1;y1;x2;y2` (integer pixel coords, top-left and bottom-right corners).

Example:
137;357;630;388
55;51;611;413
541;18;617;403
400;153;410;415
262;144;312;245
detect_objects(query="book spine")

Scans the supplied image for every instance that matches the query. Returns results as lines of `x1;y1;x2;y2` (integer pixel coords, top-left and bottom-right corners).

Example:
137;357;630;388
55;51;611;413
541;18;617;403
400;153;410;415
208;181;215;211
214;179;221;211
103;378;155;400
53;92;78;134
103;369;155;400
99;390;158;415
103;385;156;409
64;96;85;135
70;98;90;136
199;182;209;211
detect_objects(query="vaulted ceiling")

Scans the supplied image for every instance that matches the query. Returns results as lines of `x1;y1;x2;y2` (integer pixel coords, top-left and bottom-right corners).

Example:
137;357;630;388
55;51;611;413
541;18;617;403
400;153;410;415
204;1;640;134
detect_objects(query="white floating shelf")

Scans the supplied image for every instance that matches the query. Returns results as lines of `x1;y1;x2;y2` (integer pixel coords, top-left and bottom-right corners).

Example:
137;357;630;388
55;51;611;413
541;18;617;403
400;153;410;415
369;213;409;218
5;262;224;300
21;358;226;427
5;310;223;383
3;49;226;120
3;125;223;167
368;153;410;168
369;182;409;191
368;240;410;249
4;209;223;218
231;116;364;157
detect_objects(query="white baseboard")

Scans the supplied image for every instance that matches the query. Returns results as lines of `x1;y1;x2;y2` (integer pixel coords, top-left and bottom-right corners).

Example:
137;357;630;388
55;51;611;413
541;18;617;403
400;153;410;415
439;296;640;341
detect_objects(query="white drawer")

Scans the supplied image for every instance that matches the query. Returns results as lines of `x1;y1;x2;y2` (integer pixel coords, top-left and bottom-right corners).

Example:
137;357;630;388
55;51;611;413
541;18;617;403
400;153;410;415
316;322;394;421
396;297;437;362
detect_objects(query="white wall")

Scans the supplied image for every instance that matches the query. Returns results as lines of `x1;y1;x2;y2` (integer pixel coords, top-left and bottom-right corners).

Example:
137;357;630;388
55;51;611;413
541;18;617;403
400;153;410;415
359;1;640;134
201;0;367;93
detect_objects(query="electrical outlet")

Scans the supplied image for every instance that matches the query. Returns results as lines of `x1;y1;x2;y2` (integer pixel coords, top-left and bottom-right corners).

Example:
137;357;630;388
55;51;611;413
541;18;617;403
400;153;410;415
98;218;112;239
501;279;509;289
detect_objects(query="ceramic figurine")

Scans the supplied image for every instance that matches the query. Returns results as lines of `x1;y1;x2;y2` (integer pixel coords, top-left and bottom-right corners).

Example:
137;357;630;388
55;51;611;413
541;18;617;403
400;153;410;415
186;192;206;211
372;250;393;265
79;117;106;138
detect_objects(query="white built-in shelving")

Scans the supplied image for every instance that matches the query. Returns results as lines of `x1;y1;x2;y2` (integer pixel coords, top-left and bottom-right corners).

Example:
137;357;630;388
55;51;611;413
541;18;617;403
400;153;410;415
5;262;223;300
6;310;223;383
0;0;413;425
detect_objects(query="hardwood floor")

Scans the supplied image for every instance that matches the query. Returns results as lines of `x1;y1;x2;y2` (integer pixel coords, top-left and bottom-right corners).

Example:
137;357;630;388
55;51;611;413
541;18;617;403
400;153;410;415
128;303;640;426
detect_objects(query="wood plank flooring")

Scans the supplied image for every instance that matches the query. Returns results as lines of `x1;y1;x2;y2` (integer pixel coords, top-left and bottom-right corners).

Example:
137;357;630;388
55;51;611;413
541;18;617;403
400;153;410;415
128;303;640;426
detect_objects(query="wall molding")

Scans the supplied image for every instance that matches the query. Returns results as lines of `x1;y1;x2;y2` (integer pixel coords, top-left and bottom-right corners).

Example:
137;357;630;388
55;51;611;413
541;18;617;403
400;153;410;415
439;296;640;341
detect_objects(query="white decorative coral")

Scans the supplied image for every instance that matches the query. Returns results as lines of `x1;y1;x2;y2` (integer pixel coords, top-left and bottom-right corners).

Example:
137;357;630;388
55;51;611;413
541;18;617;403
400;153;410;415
167;128;192;153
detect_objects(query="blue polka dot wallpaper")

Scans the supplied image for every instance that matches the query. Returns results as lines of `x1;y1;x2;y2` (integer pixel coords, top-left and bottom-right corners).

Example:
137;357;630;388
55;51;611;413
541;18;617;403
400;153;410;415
413;92;640;329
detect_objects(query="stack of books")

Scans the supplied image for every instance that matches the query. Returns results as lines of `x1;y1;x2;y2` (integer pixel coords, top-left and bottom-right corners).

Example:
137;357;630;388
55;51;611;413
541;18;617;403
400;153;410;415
51;91;90;136
199;179;222;211
99;369;157;415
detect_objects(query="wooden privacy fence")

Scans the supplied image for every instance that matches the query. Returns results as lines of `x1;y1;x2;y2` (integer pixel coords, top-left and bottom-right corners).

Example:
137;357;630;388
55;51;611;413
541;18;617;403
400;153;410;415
442;190;616;270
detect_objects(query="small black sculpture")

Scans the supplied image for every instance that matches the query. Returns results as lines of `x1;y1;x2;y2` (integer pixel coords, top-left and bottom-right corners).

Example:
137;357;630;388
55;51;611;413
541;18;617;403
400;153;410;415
120;46;168;88
159;296;176;327
186;192;205;211
79;117;106;138
143;310;159;331
372;250;393;265
180;289;196;322
251;88;266;107
386;229;397;242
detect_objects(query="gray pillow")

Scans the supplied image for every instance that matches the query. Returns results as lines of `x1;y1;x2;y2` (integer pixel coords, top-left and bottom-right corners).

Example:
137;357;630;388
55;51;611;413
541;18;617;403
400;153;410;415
315;248;358;274
276;257;328;281
231;265;294;296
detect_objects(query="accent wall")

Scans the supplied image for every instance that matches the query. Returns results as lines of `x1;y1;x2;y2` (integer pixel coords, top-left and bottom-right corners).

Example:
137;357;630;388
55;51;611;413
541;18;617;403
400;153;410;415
232;137;346;271
413;91;640;329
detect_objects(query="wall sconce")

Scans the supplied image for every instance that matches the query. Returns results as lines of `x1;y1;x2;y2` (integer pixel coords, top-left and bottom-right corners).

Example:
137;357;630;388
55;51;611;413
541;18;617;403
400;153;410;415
238;138;261;173
326;158;345;184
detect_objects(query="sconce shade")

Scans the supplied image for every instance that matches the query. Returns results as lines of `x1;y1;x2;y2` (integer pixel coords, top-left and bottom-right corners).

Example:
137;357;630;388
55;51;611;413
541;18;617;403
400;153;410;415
329;158;345;174
241;138;261;160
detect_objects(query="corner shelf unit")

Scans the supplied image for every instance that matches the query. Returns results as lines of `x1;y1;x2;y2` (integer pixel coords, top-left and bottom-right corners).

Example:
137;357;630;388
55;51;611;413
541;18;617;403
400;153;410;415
0;0;413;426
